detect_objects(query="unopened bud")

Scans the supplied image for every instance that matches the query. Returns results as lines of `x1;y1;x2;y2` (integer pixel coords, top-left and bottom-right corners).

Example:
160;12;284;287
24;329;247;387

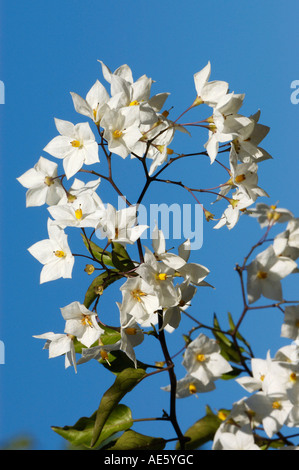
94;285;104;295
84;264;95;275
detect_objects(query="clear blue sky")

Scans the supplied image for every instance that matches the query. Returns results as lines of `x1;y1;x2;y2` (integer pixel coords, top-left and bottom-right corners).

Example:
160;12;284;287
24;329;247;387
1;0;299;450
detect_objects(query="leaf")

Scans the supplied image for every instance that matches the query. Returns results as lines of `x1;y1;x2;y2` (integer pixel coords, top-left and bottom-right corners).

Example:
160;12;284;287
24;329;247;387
83;271;122;309
212;313;245;365
81;233;114;267
52;404;133;449
111;242;135;272
91;367;147;447
107;430;166;451
177;405;222;450
99;349;148;375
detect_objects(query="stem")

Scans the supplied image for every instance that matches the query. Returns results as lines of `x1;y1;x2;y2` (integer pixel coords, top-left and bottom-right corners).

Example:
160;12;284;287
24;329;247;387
157;311;188;450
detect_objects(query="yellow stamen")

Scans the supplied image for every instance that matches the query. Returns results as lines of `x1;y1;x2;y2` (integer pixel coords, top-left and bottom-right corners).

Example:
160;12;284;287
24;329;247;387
44;176;54;186
155;273;168;281
113;129;123;139
188;383;197;394
100;349;111;365
290;372;297;383
257;270;268;279
54;250;65;258
272;401;281;410
131;289;147;303
81;315;93;327
129;100;139;106
217;410;228;421
125;327;137;335
71;140;82;148
260;374;265;382
196;353;206;362
75;207;83;220
235;174;246;184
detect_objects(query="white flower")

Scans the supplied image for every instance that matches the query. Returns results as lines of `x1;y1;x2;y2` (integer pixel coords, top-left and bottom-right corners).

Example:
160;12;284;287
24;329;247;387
281;305;299;341
33;332;77;373
246;245;297;304
236;353;272;394
216;152;269;202
246;203;294;228
136;247;181;308
76;341;121;365
43;118;99;179
193;61;229;108
245;391;293;438
151;225;186;270
182;333;232;385
213;190;256;230
273;218;299;261
204;93;253;163
162;280;197;331
57;177;105;212
231;110;272;163
218;425;260;450
119;276;160;325
48;196;104;229
161;373;215;398
97;204;148;245
101;107;143;158
61;301;104;348
28;218;74;283
175;239;210;286
17;156;65;207
70;80;110;125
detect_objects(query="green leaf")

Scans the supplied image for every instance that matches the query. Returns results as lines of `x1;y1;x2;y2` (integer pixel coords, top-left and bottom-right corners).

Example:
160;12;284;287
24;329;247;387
212;313;245;365
91;367;147;447
99;349;148;374
52;404;133;449
107;430;166;451
111;242;135;272
83;271;122;309
221;366;243;380
177;405;222;450
81;234;114;267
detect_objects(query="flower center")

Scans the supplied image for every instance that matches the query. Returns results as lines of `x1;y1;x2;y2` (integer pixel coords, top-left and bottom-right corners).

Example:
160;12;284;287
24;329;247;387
54;250;66;258
235;174;246;184
81;315;93;327
155;273;168;281
125;327;137;335
75;207;83;220
44;176;54;186
131;289;147;303
257;270;268;279
113;129;123;139
129;100;139;106
196;353;206;362
188;383;197;394
71;139;83;148
272;400;282;410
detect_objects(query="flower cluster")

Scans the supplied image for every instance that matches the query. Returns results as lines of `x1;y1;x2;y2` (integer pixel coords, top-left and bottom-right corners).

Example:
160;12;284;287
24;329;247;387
18;60;296;451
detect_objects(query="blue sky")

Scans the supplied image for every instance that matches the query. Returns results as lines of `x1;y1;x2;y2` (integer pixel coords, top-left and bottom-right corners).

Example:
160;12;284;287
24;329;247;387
1;0;299;450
